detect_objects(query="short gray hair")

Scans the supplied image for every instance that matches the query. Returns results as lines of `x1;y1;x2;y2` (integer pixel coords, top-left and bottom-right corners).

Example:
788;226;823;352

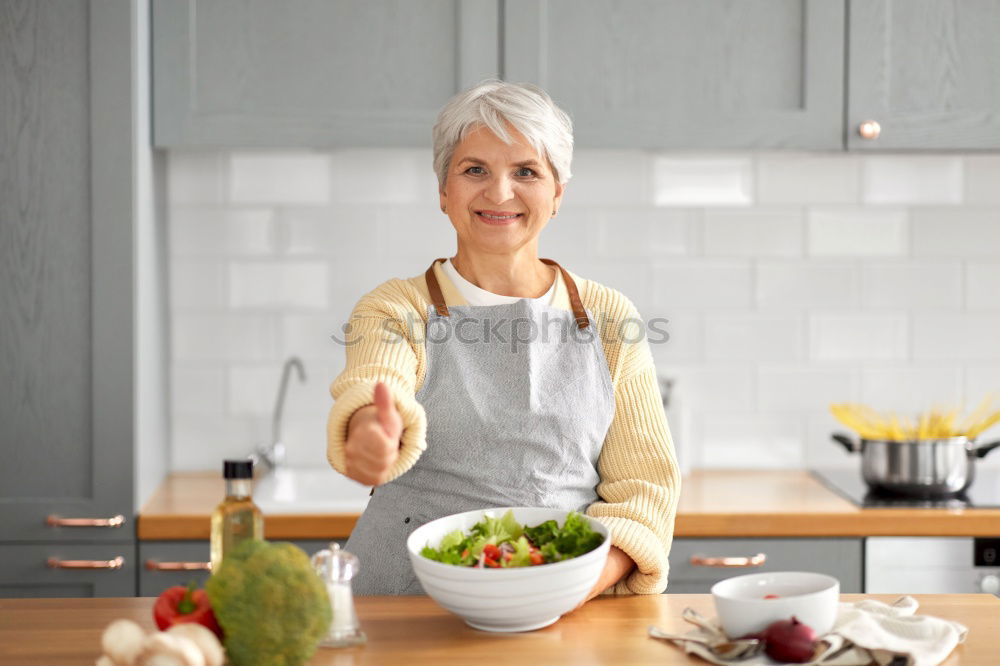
432;79;574;187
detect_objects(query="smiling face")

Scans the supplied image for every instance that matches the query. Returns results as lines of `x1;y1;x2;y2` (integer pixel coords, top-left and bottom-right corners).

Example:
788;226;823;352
439;123;564;258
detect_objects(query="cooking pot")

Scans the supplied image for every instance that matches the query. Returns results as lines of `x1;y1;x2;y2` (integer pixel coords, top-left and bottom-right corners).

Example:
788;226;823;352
831;433;1000;497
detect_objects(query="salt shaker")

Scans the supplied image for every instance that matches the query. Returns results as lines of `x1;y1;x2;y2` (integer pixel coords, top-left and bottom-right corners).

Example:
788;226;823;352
310;542;366;647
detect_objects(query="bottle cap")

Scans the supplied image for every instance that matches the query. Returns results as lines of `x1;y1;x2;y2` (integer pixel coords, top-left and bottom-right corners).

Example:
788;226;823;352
223;459;254;479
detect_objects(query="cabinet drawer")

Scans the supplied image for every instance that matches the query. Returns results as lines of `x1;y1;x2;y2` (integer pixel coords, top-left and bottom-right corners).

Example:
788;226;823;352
0;543;136;598
667;538;862;593
139;539;343;597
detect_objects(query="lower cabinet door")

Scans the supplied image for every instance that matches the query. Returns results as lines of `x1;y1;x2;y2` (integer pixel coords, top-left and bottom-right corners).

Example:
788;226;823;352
667;538;863;593
139;539;343;597
0;543;136;598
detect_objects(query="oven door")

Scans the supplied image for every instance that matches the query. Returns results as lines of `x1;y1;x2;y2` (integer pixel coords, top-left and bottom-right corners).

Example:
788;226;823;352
866;537;1000;596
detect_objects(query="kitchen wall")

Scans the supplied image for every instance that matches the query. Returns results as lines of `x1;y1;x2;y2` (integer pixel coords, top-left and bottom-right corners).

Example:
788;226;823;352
166;149;1000;473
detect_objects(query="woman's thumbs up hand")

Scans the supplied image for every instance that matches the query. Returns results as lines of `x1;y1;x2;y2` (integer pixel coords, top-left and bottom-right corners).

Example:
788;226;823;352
343;382;403;486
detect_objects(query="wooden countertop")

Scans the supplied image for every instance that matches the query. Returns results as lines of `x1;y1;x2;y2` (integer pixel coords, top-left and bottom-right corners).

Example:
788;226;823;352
2;594;996;665
137;469;1000;540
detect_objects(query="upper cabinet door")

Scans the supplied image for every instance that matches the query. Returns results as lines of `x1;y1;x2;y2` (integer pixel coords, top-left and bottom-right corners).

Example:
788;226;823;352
153;0;500;147
0;2;135;542
848;0;1000;150
503;0;845;150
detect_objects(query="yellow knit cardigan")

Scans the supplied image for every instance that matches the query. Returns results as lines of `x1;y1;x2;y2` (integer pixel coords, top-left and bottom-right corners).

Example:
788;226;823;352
326;261;681;594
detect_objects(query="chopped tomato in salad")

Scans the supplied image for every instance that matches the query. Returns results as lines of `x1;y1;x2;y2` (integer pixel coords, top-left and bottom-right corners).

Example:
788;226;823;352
420;510;604;568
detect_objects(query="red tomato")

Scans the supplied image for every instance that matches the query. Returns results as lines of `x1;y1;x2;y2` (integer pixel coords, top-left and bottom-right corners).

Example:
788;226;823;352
484;557;501;568
529;551;544;566
482;544;501;560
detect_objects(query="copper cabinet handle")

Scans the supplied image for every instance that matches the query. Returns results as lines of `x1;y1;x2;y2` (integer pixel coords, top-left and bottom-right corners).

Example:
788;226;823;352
47;556;125;570
690;553;767;568
45;514;126;528
144;559;212;572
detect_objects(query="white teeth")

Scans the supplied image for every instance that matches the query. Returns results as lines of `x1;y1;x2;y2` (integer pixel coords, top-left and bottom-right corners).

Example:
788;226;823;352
480;213;519;220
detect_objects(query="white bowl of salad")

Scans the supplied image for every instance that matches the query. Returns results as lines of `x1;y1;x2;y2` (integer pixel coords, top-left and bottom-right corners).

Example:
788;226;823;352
406;507;610;633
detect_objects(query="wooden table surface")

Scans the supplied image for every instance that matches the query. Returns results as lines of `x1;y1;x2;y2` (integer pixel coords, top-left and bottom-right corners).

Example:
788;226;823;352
138;469;1000;540
1;594;997;665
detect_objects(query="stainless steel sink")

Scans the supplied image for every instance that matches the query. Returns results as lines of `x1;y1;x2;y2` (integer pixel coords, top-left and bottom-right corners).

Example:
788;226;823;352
253;467;371;514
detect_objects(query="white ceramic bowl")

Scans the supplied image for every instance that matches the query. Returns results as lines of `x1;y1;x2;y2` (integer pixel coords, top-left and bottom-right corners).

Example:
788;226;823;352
406;507;610;633
711;571;840;639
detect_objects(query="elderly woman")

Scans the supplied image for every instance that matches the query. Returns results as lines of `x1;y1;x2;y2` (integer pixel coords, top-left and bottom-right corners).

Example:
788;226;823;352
326;80;680;601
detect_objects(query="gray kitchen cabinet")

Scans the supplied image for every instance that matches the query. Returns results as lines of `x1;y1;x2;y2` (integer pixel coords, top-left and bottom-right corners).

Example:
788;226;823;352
152;0;500;147
503;0;845;150
139;540;344;597
667;538;863;593
848;0;1000;150
0;1;162;597
0;544;137;599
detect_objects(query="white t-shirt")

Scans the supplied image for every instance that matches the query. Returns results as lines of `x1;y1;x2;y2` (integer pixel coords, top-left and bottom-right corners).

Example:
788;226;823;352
442;258;559;306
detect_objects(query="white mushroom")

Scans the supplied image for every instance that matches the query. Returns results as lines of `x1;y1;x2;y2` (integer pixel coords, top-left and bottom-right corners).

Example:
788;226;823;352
100;619;146;666
165;624;224;666
134;633;205;666
95;656;117;666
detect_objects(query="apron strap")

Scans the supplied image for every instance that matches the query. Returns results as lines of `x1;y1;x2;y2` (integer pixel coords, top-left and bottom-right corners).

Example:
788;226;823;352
424;257;590;329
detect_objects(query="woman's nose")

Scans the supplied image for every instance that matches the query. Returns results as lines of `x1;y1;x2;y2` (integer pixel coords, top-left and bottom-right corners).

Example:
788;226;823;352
484;175;515;204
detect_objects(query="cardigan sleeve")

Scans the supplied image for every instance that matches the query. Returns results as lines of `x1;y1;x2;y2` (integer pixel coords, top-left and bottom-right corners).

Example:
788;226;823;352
326;280;428;482
584;297;682;594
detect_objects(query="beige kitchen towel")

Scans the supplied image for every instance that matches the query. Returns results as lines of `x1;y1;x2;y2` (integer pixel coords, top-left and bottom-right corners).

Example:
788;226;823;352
653;597;968;666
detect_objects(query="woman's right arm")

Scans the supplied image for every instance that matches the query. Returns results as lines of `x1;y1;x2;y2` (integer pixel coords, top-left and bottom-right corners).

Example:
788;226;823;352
326;281;428;484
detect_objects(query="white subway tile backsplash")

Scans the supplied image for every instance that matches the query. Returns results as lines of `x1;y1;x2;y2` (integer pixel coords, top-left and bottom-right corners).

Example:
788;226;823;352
330;149;436;206
861;261;963;310
966;263;1000;309
661;364;755;413
168;152;229;204
172;313;278;361
862;156;963;204
652;157;753;207
378;205;457;260
913;313;1000;360
170;260;227;309
278;206;379;256
804;413;858;469
591;207;699;258
697;413;805;469
282;314;354;363
756;262;859;309
964;156;1000;205
860;366;963;411
650;312;702;363
229;261;329;310
171;415;261;471
170;207;274;256
704;208;803;257
165;147;1000;473
758;366;857;411
564;151;650;205
231;152;331;204
807;208;908;256
809;313;909;361
912;208;1000;257
172;365;227;415
228;363;332;418
756;155;861;204
653;261;753;310
704;314;805;362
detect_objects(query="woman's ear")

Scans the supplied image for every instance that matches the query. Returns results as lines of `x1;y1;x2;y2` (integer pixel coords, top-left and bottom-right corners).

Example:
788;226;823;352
439;187;447;213
552;180;565;214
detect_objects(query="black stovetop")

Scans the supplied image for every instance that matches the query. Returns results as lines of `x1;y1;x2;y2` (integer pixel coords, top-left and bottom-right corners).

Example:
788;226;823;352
810;468;1000;509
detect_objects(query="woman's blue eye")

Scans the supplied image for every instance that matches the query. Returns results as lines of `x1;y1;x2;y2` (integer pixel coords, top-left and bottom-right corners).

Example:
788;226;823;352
466;166;485;175
516;167;537;177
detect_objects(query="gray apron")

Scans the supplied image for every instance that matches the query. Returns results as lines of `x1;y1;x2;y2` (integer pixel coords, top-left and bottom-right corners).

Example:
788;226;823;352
346;258;616;595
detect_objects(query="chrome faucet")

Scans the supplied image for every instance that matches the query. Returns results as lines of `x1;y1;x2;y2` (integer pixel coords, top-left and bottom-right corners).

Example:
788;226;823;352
253;357;307;473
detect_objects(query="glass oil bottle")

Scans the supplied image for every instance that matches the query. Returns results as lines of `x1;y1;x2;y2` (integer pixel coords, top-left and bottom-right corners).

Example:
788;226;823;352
210;459;264;572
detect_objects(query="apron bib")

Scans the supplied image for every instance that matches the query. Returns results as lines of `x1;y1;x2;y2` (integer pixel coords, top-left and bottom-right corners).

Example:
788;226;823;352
346;258;615;595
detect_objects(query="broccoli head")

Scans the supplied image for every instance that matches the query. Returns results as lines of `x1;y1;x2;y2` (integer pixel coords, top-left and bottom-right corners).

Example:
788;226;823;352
205;539;331;666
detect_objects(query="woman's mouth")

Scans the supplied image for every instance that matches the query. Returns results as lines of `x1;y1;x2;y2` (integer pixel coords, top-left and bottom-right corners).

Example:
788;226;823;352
476;210;523;226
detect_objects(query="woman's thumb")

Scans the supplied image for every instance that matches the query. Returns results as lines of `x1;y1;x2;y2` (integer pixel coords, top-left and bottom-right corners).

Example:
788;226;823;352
373;382;401;438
